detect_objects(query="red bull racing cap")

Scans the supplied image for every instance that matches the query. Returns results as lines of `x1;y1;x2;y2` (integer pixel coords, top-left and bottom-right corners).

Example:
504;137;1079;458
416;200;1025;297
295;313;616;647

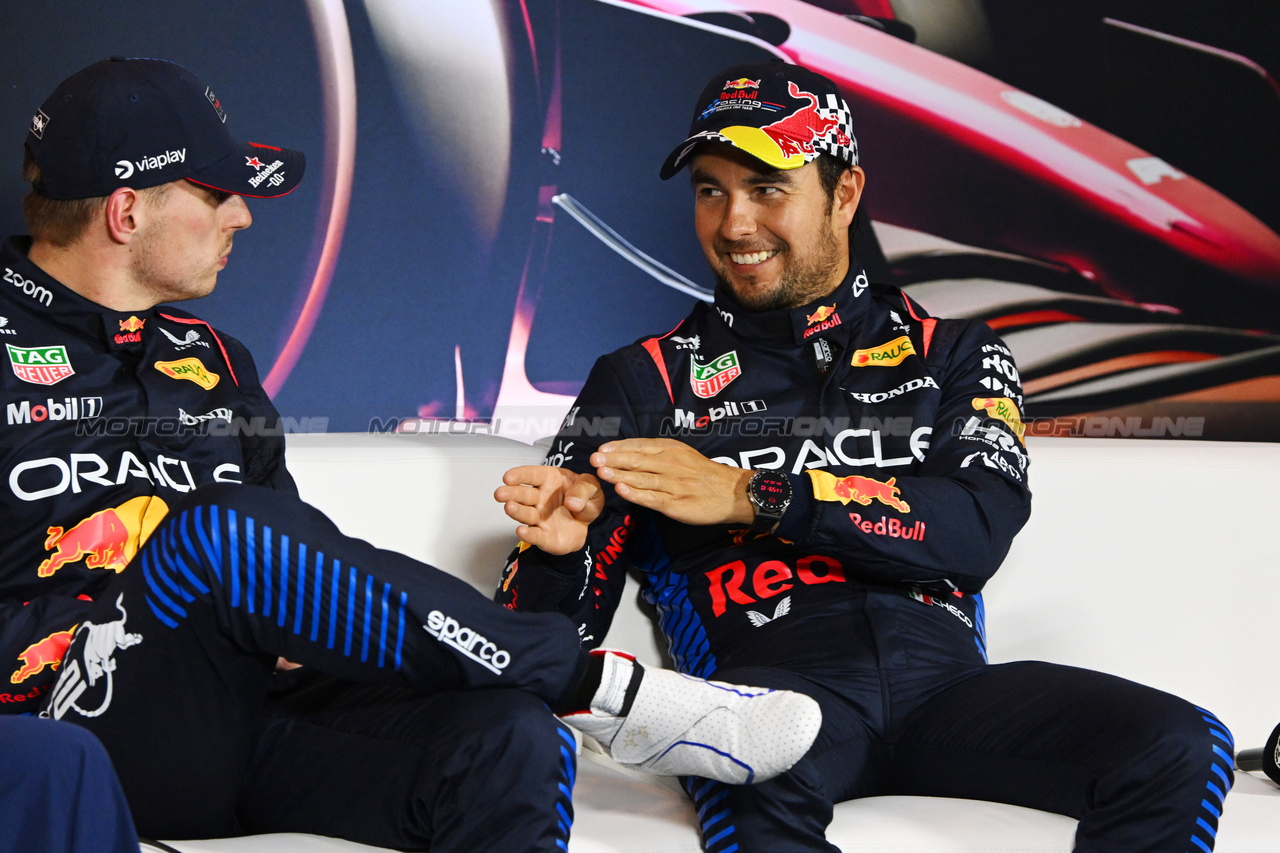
660;62;858;180
26;57;304;200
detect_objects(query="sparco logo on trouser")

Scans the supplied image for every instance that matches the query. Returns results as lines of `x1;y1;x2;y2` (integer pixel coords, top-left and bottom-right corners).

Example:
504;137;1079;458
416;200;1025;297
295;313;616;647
43;593;143;720
424;610;511;674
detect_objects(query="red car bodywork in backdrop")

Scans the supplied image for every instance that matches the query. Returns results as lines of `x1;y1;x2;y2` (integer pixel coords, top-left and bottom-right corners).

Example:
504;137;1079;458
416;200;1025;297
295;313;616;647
620;0;1280;323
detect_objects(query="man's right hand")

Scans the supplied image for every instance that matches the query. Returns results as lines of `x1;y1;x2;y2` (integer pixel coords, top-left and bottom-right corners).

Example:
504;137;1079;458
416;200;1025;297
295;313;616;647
496;466;604;555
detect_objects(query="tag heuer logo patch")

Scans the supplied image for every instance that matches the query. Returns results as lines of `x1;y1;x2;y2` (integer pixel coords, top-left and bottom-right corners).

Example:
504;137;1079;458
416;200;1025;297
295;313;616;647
155;358;219;390
690;351;741;398
851;336;915;367
7;344;74;386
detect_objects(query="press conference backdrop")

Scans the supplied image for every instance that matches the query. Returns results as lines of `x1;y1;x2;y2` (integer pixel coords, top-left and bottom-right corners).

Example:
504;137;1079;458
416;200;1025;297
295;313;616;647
3;0;1278;440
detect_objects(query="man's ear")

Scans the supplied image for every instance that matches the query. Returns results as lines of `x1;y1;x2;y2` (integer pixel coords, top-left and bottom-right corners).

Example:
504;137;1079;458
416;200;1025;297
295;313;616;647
104;187;144;245
833;166;865;229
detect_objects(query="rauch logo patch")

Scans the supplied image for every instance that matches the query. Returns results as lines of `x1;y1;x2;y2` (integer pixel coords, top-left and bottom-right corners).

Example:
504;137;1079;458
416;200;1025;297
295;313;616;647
154;358;219;390
850;336;915;367
971;396;1025;444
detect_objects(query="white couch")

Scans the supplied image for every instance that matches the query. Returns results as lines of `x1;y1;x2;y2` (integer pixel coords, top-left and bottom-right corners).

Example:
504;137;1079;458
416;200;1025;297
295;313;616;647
144;433;1280;853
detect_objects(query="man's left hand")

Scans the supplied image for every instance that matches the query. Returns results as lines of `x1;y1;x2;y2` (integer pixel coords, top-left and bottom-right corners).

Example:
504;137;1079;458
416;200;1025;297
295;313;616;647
592;438;755;526
497;466;605;555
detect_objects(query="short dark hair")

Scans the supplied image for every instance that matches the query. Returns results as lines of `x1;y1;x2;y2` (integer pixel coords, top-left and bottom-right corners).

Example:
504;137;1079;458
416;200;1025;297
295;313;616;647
22;149;107;248
815;153;861;255
22;148;169;248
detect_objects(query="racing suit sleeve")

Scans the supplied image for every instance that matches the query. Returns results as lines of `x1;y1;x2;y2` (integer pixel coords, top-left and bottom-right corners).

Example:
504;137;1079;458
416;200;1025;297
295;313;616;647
222;336;297;494
495;356;655;647
773;320;1031;594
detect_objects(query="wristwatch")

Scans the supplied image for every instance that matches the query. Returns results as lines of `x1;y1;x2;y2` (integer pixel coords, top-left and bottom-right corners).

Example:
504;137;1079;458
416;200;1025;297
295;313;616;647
747;469;792;534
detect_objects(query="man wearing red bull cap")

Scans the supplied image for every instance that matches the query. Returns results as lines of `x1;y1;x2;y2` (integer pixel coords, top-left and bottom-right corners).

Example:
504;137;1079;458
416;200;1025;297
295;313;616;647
0;58;824;850
500;61;1232;853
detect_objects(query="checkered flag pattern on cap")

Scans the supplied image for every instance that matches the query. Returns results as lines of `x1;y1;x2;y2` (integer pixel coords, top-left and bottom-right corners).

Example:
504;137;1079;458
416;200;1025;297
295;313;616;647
660;62;859;179
820;93;858;167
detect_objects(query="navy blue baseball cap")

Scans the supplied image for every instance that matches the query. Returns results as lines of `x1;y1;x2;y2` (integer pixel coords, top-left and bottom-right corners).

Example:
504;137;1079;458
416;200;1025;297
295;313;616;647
660;62;858;180
26;57;304;200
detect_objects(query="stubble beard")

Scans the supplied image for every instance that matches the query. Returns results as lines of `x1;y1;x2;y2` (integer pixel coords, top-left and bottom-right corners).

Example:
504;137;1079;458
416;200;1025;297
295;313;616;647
713;225;843;313
130;223;225;304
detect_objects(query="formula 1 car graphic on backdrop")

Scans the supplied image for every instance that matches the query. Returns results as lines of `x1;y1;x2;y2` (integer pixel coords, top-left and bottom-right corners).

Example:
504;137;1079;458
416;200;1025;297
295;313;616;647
459;0;1280;441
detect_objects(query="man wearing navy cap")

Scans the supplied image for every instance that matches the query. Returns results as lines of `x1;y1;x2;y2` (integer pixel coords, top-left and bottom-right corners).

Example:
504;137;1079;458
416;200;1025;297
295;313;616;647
501;61;1234;853
0;58;823;850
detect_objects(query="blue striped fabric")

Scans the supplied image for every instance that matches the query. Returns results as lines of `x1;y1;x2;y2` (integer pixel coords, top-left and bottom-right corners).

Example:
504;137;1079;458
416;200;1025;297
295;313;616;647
553;723;576;851
1189;706;1234;853
684;777;738;853
635;522;717;678
142;506;407;671
972;592;987;662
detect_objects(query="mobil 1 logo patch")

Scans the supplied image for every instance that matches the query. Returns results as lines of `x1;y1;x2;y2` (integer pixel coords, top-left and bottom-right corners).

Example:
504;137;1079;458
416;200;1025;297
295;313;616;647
7;396;103;425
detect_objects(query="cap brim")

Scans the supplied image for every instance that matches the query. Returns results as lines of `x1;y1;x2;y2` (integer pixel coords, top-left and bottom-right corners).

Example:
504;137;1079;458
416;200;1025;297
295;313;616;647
660;131;724;180
659;127;812;180
187;141;305;199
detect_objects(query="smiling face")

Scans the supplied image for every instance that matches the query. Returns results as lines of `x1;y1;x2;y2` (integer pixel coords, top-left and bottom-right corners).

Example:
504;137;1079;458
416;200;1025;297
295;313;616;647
691;146;863;312
129;179;252;304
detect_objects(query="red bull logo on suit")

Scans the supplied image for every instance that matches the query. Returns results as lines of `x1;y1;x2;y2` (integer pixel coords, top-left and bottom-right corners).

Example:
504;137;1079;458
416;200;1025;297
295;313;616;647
38;495;169;577
10;627;77;684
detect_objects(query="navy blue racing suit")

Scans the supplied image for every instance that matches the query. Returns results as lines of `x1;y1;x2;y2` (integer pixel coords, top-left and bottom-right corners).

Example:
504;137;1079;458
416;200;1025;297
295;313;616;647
0;237;583;850
498;264;1233;853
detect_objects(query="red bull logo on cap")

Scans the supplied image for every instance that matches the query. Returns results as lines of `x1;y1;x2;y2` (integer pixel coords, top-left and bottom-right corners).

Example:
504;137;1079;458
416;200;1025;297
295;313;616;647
718;82;843;171
724;78;761;90
10;627;77;684
39;495;169;578
761;83;839;160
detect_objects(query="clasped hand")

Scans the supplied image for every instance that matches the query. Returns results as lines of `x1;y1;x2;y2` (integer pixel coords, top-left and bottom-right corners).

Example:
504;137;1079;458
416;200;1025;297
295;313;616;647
497;439;755;553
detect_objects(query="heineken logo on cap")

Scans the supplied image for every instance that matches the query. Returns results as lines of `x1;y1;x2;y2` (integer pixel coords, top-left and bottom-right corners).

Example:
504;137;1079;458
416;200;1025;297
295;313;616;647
8;344;74;386
690;351;741;399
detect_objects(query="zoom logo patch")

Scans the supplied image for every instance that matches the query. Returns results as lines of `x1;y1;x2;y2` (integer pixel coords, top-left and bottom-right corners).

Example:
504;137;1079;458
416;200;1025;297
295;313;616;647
424;611;510;674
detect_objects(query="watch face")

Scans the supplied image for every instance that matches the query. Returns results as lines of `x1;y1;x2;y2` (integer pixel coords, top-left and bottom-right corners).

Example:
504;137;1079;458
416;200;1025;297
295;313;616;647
751;470;791;514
